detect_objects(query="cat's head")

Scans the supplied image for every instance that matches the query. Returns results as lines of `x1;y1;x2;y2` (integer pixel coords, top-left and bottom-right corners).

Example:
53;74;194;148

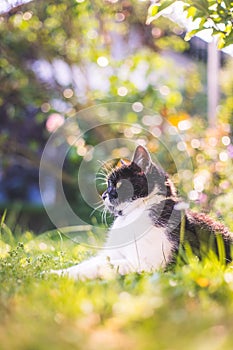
102;145;176;217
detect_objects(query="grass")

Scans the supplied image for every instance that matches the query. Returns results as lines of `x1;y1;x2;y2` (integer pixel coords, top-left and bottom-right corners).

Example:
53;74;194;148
1;222;233;350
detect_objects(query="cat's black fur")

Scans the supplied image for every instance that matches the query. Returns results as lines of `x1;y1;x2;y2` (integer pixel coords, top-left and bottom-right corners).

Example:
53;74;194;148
150;199;232;263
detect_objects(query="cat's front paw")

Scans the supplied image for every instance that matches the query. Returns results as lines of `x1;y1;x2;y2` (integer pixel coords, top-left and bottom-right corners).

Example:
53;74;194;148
49;259;115;281
49;266;89;280
48;257;134;280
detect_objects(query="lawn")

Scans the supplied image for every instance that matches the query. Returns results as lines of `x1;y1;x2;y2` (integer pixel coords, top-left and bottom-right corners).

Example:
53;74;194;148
1;220;233;350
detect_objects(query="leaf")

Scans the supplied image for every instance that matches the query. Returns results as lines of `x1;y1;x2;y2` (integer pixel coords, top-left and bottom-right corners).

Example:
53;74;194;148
208;0;218;6
217;36;226;49
184;29;201;41
0;210;7;226
148;4;159;18
146;0;175;24
223;0;232;8
224;30;233;46
225;22;233;35
215;234;226;265
190;0;209;14
186;6;197;18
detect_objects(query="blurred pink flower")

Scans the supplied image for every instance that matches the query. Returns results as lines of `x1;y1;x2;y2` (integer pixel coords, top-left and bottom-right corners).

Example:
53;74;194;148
46;113;65;133
198;193;208;204
227;144;233;158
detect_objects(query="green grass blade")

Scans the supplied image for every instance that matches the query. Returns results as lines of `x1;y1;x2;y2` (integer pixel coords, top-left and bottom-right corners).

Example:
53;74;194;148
216;233;226;265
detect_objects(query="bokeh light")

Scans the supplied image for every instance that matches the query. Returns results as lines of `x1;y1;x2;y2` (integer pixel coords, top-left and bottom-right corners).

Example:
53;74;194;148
46;113;65;133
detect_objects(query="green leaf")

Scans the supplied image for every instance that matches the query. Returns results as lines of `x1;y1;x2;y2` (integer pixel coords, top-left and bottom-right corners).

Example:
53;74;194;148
216;234;226;265
186;6;197;18
190;0;209;14
148;4;159;17
184;29;201;41
0;210;7;226
224;30;233;46
224;0;232;8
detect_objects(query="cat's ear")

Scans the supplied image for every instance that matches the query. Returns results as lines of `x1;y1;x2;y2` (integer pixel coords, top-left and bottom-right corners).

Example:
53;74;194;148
132;145;152;173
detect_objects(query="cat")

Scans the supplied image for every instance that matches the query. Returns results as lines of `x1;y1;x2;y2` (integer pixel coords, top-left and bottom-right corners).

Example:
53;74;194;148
52;145;232;280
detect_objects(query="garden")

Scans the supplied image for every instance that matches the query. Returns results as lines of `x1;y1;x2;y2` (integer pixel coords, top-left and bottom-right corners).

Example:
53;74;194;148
1;0;233;349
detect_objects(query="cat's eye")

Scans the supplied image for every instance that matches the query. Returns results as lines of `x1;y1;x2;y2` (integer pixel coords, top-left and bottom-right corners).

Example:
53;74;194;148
116;181;122;189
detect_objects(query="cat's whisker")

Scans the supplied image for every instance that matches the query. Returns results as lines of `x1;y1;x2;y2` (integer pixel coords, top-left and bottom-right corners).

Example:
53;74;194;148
102;209;105;225
95;178;107;184
101;206;104;219
95;175;107;179
97;160;110;171
104;208;107;226
97;160;115;175
104;208;109;227
97;170;109;178
100;206;109;227
101;209;105;225
96;172;108;181
96;180;107;185
96;170;107;176
92;199;103;206
90;203;105;218
97;160;106;166
96;177;107;182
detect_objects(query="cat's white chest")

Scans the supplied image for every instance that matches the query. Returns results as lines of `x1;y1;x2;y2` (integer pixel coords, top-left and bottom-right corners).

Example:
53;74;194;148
52;202;173;279
102;206;173;272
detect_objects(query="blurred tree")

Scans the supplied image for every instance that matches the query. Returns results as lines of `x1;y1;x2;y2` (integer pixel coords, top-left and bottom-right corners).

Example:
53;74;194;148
147;1;233;127
147;0;233;49
1;0;231;231
0;0;197;205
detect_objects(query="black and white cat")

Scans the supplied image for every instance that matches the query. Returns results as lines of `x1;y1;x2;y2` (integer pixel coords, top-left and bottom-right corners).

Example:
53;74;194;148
52;145;232;279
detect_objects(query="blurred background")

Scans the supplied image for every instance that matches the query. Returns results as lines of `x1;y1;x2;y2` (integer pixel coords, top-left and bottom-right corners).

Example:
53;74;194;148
0;0;233;234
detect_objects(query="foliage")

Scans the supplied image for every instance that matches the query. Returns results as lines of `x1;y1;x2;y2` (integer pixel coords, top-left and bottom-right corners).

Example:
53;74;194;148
0;0;233;232
1;223;233;350
147;0;233;49
166;115;233;230
0;0;208;223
